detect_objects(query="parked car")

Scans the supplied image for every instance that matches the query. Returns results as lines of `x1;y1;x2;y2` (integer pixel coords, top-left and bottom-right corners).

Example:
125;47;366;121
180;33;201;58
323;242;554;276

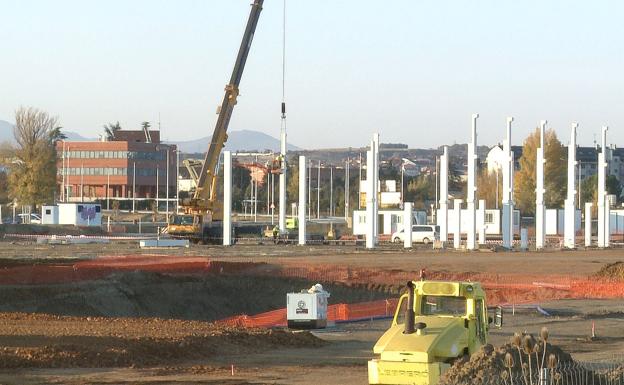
391;225;439;244
17;213;41;224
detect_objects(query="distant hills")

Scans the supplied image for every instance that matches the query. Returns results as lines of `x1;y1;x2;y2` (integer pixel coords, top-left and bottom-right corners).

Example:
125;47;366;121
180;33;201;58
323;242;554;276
0;120;13;143
171;129;300;154
0;120;300;153
0;119;92;144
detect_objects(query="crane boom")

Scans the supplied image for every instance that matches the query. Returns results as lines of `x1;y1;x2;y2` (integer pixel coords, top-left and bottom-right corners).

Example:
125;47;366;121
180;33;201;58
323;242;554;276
193;0;264;211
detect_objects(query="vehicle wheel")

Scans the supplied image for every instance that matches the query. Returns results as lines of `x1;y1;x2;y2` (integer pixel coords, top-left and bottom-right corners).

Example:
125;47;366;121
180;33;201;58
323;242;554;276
422;237;430;245
393;237;400;243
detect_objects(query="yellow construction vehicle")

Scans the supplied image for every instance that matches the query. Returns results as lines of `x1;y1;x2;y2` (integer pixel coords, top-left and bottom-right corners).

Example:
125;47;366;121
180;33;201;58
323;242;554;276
167;0;264;242
368;280;502;385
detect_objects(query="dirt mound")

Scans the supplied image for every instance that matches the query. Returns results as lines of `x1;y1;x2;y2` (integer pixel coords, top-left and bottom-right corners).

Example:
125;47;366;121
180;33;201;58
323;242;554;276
439;336;574;385
0;312;324;369
594;261;624;281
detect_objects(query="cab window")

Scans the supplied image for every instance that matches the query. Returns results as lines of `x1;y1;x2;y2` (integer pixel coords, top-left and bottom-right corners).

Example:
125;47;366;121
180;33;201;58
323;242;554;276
475;299;486;343
420;295;466;316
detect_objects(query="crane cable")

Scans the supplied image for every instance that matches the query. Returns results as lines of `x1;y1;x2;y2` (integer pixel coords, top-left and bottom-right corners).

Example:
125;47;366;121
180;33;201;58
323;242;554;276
281;0;286;118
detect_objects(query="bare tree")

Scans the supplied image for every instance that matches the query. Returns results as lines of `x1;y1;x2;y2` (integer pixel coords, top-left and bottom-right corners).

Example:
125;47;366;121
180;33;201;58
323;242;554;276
9;107;63;207
13;107;61;148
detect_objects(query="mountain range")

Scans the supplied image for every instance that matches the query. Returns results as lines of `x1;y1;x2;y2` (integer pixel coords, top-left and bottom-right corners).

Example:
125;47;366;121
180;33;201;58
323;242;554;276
170;130;300;154
0;120;92;143
0;119;300;153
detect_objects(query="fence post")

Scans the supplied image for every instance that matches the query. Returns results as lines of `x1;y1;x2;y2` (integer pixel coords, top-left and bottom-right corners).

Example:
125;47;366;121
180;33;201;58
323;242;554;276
540;368;548;385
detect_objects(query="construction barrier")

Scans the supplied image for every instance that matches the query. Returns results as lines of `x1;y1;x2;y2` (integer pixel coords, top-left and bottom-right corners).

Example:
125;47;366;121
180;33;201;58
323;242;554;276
0;255;623;326
218;298;400;328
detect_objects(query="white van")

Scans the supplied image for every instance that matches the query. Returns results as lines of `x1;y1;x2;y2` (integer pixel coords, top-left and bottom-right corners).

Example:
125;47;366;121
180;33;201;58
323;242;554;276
391;225;439;244
17;213;42;224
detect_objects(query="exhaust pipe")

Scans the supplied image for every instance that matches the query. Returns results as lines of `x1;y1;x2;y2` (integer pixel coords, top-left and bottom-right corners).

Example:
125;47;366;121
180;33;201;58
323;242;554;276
404;281;415;334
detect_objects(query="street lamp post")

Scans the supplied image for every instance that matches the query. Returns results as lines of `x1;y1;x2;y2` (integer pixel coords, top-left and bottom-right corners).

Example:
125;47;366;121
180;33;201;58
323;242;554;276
166;149;170;222
317;161;321;219
175;149;180;214
132;162;136;213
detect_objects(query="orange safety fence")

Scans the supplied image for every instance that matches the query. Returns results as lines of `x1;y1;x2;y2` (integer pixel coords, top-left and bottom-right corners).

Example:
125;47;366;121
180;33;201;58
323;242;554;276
1;255;624;325
215;274;624;329
217;298;401;328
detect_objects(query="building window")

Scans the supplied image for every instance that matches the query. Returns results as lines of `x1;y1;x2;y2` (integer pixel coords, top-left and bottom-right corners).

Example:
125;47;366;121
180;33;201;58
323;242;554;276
485;212;494;224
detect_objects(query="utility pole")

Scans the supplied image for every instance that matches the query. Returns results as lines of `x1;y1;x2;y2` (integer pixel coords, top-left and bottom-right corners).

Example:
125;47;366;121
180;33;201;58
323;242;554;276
345;158;349;220
132;162;136;213
317;161;321;219
61;141;66;202
358;152;362;209
266;168;270;216
308;159;311;220
80;162;84;201
156;167;159;213
330;166;333;217
107;169;110;211
166;149;170;223
175;149;180;214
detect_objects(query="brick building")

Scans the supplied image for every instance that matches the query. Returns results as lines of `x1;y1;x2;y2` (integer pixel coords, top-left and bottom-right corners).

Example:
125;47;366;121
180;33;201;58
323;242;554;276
57;130;177;204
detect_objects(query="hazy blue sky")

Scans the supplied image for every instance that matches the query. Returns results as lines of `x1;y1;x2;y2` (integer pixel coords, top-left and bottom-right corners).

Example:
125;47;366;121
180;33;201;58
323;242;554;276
1;1;623;149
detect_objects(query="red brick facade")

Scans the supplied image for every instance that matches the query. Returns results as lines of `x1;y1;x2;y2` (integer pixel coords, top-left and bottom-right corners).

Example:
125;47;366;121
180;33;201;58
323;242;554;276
56;131;177;202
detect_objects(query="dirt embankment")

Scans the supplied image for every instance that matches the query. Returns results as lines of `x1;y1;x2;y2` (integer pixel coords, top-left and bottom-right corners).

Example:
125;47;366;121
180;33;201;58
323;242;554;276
0;271;393;321
594;261;624;281
0;312;324;369
439;332;623;385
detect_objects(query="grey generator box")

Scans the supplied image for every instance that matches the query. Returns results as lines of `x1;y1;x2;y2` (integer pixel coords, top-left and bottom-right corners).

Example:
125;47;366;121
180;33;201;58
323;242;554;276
286;284;330;329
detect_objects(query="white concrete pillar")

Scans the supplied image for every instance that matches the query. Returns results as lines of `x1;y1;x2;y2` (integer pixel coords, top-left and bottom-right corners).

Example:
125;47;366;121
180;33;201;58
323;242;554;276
478;199;486;245
438;146;449;242
298;155;307;245
585;202;593;247
520;228;528;250
535;120;547;250
466;113;479;250
454;199;463;250
403;202;413;248
564;123;578;249
278;128;287;233
366;149;375;249
502;117;514;249
372;133;380;244
223;151;232;246
598;126;608;247
605;204;611;247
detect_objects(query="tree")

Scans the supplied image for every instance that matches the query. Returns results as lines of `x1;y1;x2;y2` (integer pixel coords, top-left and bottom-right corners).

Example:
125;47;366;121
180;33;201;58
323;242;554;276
513;128;566;215
405;174;435;209
8;107;62;207
476;167;502;209
103;121;122;140
581;174;622;208
0;171;8;203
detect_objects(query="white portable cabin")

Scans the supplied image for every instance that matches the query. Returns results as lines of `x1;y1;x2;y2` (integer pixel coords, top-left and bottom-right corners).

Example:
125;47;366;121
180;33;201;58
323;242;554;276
352;209;427;236
41;205;59;225
287;284;330;329
58;203;102;226
610;210;624;234
441;208;520;236
545;209;581;235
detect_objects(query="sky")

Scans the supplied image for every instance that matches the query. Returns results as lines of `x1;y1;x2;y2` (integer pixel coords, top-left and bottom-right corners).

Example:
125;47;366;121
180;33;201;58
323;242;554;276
1;0;623;149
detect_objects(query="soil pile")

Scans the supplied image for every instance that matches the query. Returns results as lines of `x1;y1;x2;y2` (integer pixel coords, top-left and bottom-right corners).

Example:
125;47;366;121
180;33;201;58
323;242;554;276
0;312;324;368
594;261;624;281
439;339;574;385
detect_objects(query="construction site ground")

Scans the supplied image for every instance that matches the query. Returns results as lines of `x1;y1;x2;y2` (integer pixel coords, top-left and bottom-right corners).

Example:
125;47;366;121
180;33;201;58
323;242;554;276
0;240;623;384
